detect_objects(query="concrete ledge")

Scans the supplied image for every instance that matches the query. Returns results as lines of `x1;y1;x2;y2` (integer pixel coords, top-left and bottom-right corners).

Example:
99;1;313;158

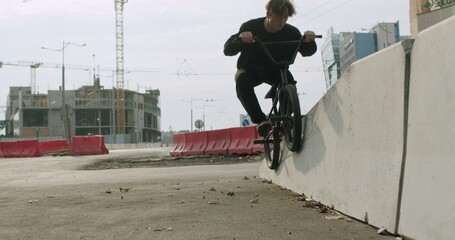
398;16;455;240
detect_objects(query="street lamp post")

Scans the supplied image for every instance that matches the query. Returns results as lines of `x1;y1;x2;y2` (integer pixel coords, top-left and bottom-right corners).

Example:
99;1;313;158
191;99;194;132
42;41;86;143
180;99;194;132
181;98;215;132
202;104;213;131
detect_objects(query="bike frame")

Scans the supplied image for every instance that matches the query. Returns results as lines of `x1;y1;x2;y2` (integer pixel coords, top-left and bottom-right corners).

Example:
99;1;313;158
253;35;322;169
254;37;303;126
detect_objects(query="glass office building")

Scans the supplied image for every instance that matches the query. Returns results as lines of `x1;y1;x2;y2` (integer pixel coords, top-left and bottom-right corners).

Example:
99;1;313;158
321;22;402;89
321;27;341;89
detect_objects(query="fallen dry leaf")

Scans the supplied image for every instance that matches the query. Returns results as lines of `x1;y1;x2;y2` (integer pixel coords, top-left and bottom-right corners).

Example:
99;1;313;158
377;227;389;235
208;200;220;205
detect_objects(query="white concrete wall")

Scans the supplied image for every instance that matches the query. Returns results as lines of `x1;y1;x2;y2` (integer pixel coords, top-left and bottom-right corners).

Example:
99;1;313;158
260;16;455;240
399;17;455;240
261;42;407;231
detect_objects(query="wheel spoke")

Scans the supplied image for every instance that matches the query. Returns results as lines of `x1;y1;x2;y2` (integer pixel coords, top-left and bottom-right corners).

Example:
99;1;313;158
280;85;302;152
263;125;281;170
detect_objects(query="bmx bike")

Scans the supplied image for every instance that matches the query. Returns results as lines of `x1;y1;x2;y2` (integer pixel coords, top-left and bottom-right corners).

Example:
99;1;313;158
253;35;322;170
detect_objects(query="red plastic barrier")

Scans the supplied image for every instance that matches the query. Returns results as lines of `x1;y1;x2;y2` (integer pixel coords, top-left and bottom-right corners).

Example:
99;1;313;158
0;143;5;158
227;126;258;155
71;136;109;156
204;129;231;155
1;140;41;158
181;131;208;156
39;140;70;155
170;134;185;156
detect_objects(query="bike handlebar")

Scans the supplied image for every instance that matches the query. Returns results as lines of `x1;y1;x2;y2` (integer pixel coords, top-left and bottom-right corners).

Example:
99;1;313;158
253;35;322;66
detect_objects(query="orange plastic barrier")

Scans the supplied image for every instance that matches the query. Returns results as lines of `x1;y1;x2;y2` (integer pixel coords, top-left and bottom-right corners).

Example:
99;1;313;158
39;140;70;155
204;129;231;155
227;126;258;155
170;134;185;156
181;131;208;156
1;140;41;158
70;136;109;156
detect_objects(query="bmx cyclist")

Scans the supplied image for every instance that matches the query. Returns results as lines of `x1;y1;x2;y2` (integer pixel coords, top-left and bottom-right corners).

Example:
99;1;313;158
223;0;317;137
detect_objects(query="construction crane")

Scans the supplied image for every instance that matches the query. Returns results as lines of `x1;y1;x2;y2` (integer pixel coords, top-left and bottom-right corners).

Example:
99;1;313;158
0;60;157;94
115;0;128;134
29;63;42;94
0;61;43;94
0;61;90;94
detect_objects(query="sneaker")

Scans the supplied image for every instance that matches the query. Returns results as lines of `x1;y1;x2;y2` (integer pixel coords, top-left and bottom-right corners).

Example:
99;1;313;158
257;120;272;137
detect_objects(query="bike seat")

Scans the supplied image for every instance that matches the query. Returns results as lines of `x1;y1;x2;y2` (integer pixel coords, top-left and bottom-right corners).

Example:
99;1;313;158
264;79;297;99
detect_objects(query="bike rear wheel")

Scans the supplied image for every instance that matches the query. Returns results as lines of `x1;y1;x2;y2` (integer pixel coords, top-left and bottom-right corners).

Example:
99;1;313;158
263;124;281;170
279;84;302;152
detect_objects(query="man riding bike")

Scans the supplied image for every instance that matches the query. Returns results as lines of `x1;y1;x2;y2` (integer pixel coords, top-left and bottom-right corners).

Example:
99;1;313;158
223;0;317;137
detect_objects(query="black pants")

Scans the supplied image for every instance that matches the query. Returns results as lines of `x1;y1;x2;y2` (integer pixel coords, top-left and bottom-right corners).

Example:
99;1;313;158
235;68;294;124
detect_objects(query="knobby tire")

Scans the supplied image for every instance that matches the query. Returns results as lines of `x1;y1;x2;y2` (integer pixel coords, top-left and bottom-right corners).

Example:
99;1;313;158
264;124;281;170
280;84;302;152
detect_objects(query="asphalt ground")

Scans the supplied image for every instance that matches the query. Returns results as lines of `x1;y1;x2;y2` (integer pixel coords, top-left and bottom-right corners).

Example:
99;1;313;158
0;148;398;240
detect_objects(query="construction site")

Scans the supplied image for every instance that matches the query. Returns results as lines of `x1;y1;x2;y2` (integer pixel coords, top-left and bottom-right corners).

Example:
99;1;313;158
0;0;161;144
3;81;160;144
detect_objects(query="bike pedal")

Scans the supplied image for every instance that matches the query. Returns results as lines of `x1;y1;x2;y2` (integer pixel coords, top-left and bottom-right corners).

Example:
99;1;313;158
270;116;287;122
253;139;265;144
253;139;272;144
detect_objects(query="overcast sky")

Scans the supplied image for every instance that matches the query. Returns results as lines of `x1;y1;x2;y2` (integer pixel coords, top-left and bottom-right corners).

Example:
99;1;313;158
0;0;410;132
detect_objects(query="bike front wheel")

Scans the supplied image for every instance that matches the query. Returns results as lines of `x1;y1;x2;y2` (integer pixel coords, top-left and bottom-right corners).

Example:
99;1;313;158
279;84;302;152
263;125;282;170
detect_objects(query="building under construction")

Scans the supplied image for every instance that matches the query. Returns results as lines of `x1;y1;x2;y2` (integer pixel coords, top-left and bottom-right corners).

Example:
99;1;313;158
4;77;161;143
